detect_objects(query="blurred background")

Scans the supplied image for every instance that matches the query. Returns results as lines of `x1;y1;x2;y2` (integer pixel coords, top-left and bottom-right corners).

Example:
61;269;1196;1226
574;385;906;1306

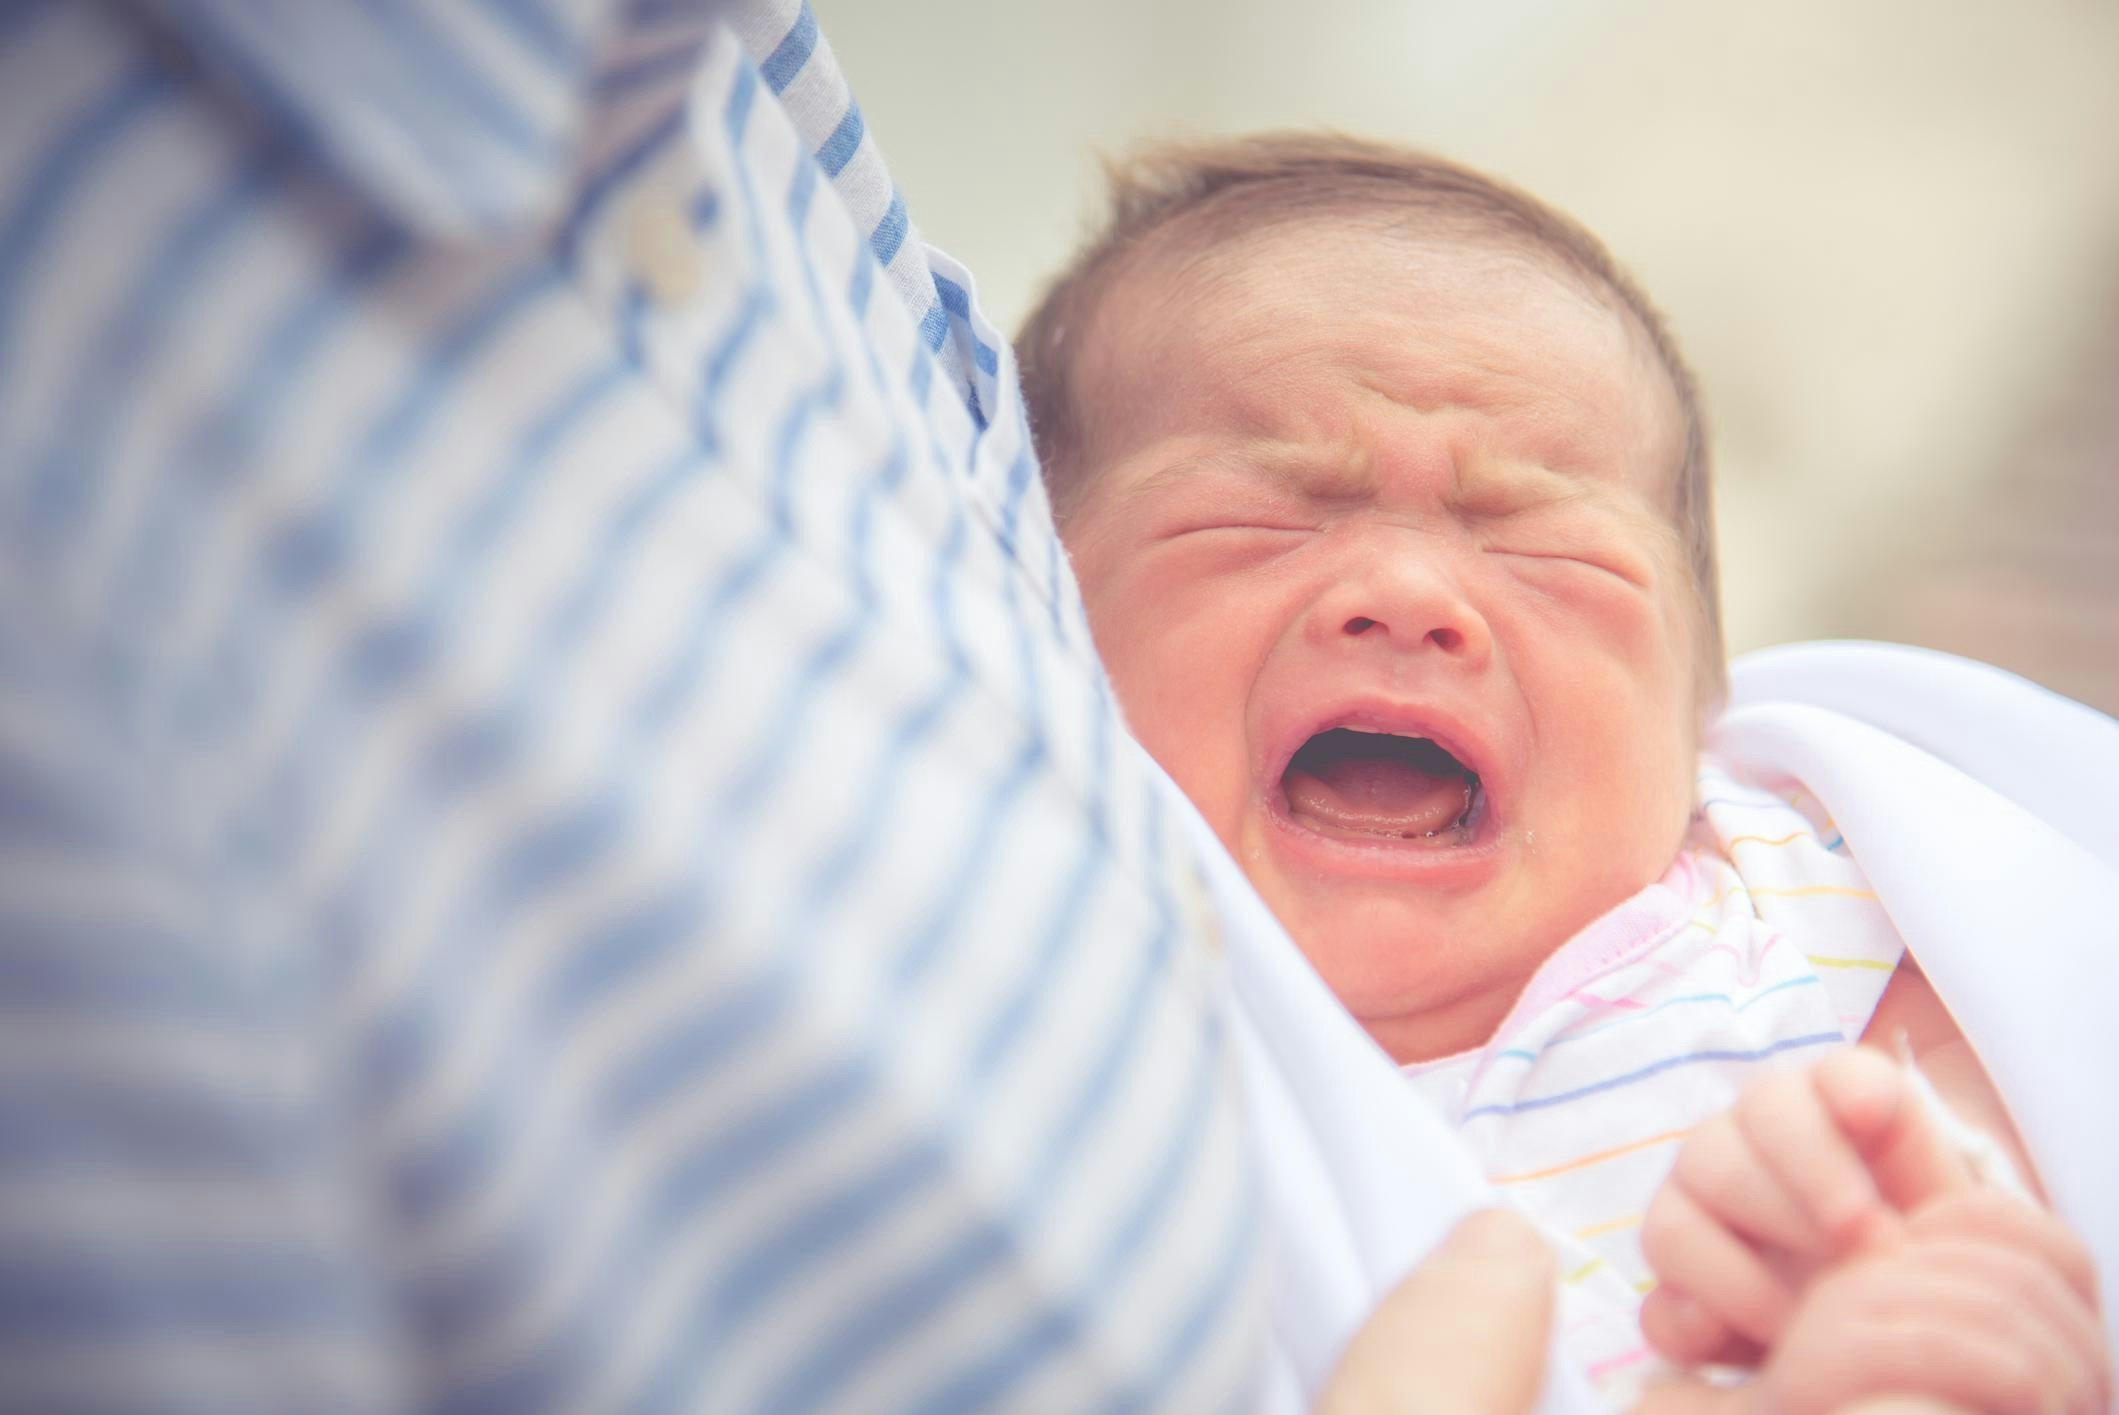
817;0;2119;714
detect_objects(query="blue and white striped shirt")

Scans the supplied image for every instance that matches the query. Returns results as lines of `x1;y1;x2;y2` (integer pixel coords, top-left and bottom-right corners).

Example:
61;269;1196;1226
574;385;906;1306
0;1;1262;1408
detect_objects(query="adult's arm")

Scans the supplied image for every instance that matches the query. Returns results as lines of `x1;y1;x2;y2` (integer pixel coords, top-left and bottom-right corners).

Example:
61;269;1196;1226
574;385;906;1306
0;2;1257;1408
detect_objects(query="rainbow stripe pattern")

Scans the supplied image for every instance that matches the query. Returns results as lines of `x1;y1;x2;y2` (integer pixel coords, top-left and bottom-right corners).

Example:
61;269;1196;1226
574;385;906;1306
1402;761;1904;1404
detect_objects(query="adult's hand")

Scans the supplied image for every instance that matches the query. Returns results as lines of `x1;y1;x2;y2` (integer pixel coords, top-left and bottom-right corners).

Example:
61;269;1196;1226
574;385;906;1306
1316;1208;1556;1415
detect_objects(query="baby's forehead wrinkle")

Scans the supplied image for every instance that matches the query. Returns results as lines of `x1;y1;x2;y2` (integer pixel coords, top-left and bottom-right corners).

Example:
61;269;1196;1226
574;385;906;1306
1346;345;1653;503
1124;438;1376;506
1341;366;1602;506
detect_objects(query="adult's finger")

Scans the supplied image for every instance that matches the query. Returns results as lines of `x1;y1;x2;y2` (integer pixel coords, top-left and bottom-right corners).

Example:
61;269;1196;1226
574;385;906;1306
1630;1376;1746;1414
1633;1378;1979;1413
1908;1189;2103;1308
1766;1253;2101;1415
1894;1233;2111;1411
1856;1253;2105;1415
1315;1209;1554;1415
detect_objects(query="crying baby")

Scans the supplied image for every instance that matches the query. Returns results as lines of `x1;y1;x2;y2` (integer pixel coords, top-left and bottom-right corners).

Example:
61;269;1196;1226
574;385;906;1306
1022;133;1713;1066
1015;134;2091;1406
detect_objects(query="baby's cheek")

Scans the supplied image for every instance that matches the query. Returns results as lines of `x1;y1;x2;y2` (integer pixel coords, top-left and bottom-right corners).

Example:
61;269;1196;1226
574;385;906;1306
1617;730;1698;884
1579;584;1700;752
1089;550;1273;697
1544;649;1696;864
1085;596;1239;778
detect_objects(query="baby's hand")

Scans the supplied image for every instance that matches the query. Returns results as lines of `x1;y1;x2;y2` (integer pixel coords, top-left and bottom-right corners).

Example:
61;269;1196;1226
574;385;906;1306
1636;1191;2109;1414
1638;1046;1984;1364
1733;1191;2107;1415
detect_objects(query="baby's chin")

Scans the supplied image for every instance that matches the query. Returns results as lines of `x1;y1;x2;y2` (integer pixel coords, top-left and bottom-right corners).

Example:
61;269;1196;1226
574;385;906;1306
1266;881;1624;1064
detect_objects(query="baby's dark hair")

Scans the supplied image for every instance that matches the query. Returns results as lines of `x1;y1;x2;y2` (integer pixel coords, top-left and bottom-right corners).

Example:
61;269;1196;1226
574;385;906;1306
1016;132;1725;702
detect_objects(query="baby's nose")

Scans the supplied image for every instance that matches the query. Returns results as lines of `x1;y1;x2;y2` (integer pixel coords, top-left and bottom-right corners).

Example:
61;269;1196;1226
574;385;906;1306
1341;614;1470;654
1308;556;1492;665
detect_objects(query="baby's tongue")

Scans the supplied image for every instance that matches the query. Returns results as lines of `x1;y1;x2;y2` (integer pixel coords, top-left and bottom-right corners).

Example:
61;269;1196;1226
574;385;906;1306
1283;730;1471;838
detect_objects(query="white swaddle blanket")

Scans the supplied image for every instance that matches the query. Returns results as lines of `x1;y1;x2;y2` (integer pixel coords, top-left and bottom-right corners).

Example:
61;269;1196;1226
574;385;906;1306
1206;641;2119;1412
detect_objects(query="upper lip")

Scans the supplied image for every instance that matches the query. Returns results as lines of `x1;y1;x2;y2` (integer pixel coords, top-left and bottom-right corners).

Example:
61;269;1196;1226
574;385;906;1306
1259;694;1505;824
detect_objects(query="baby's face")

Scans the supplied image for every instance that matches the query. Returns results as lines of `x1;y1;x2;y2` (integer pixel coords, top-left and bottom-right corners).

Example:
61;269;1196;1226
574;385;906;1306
1061;223;1701;1062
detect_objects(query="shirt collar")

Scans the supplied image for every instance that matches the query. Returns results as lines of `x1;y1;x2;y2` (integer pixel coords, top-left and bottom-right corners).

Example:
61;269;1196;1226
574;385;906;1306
146;0;664;241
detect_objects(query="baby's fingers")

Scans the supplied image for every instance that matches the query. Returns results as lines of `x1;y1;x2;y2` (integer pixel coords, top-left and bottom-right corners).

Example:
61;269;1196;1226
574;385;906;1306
1735;1062;1898;1253
1639;1181;1796;1356
1638;1285;1761;1371
1812;1046;1978;1213
1663;1108;1833;1261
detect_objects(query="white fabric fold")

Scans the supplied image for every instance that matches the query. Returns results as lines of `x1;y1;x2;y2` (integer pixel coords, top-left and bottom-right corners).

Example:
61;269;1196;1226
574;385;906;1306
1180;777;1602;1413
1719;641;2119;1356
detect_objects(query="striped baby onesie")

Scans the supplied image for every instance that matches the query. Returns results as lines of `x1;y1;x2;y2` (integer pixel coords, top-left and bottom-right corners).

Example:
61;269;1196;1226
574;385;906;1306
1404;759;1905;1405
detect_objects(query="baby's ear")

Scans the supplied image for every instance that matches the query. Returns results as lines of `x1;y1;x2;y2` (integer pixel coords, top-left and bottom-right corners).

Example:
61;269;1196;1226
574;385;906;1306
1692;661;1729;734
1815;1045;1976;1215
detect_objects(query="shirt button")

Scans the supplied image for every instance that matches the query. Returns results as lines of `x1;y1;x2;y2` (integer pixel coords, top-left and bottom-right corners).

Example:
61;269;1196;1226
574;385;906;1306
1174;861;1223;958
624;194;702;306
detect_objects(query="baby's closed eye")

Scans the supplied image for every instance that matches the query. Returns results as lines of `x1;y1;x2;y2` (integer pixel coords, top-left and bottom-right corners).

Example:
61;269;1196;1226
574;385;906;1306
1150;519;1318;577
1158;519;1317;541
1144;484;1323;543
1484;541;1653;593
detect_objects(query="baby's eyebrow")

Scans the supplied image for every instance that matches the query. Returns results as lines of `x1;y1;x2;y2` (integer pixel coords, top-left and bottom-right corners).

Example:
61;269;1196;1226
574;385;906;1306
1129;443;1380;505
1451;457;1595;518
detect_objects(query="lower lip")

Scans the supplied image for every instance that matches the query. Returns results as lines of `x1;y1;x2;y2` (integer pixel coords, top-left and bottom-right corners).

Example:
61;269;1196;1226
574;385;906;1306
1260;786;1506;887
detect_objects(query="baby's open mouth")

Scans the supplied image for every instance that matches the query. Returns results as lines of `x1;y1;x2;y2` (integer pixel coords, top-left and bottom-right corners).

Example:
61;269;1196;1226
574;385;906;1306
1281;727;1482;842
